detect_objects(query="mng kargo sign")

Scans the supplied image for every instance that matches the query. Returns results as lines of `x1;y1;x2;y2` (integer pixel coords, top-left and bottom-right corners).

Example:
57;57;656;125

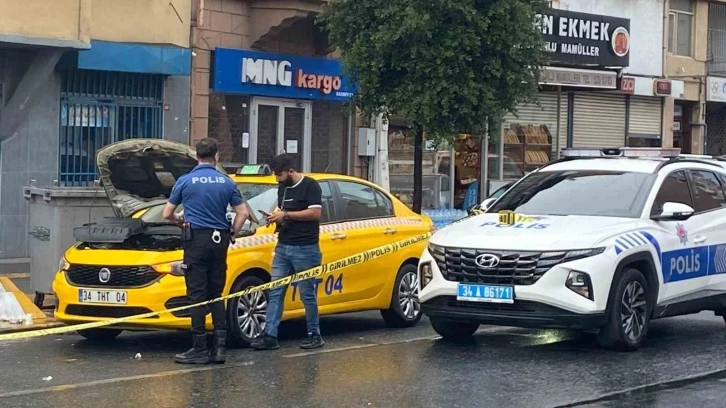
213;48;355;101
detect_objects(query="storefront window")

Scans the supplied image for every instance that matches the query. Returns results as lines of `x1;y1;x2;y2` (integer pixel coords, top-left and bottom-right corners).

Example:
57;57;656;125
311;100;347;174
387;116;450;210
501;123;550;180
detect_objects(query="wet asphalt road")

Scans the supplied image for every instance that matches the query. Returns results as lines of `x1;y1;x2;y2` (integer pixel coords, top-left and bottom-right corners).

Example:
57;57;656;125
1;311;726;408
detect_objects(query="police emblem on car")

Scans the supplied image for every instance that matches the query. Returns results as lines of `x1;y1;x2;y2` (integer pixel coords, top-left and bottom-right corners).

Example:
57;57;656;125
98;268;111;283
475;253;500;268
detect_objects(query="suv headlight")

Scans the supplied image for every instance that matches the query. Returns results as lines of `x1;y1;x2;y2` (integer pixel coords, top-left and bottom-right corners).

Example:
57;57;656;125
536;247;606;274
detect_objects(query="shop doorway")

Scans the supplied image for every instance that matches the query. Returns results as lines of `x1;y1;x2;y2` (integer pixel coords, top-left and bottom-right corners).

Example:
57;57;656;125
673;102;692;153
249;97;312;171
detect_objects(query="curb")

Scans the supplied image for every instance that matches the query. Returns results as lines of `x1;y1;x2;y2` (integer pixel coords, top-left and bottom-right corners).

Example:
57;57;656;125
0;273;30;279
0;320;65;336
553;367;726;407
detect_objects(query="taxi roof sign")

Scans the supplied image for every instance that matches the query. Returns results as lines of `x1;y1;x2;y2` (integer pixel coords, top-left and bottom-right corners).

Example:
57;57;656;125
560;147;681;158
236;164;272;175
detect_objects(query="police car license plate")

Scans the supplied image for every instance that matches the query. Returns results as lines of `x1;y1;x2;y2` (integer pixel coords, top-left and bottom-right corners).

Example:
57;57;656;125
457;284;514;304
78;289;128;305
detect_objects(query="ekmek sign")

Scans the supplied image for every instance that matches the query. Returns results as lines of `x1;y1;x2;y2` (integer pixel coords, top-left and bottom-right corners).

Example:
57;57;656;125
537;9;630;68
213;48;355;101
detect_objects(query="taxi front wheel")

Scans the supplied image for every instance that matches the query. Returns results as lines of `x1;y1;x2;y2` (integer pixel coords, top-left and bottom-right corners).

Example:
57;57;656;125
381;264;422;328
227;275;268;348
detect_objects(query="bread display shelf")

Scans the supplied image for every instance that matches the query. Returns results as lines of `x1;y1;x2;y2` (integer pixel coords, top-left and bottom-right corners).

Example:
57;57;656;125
503;124;553;171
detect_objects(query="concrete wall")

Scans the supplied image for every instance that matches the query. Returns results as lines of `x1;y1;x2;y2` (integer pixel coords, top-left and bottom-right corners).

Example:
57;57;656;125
0;0;84;44
91;0;191;47
0;0;190;48
0;50;61;261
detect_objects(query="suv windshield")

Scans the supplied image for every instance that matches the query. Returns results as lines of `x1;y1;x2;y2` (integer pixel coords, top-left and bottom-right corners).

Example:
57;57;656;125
140;182;278;224
488;170;657;218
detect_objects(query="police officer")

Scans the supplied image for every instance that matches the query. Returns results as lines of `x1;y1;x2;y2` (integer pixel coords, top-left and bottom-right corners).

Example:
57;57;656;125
163;138;247;365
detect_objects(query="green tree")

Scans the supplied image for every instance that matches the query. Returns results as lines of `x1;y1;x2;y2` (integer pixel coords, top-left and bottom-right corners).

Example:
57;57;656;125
321;0;550;212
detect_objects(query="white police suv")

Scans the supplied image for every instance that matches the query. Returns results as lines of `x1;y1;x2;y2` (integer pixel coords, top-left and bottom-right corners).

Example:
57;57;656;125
418;147;726;351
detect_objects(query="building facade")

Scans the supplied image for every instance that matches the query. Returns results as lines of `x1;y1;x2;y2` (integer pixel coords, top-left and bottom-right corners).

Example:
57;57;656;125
705;0;726;155
0;0;192;267
188;0;359;177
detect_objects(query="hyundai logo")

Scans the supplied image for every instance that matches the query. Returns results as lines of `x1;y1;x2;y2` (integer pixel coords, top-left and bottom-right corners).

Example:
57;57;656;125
475;254;500;269
98;268;111;283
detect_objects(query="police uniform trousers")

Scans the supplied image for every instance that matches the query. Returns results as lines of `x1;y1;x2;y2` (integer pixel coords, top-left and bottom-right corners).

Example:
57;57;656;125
183;228;229;335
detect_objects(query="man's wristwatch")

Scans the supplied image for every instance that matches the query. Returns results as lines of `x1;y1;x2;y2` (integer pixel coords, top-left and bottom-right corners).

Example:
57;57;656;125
283;210;289;221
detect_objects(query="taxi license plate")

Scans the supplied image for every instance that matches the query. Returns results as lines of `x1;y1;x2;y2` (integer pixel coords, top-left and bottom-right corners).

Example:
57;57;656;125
457;283;514;304
78;289;128;305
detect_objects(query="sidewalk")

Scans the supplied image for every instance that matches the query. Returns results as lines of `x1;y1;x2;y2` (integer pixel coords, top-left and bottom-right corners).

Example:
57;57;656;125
0;274;64;335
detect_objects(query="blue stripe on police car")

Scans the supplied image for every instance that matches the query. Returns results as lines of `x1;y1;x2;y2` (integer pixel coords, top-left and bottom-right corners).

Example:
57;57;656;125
661;243;726;283
614;231;658;255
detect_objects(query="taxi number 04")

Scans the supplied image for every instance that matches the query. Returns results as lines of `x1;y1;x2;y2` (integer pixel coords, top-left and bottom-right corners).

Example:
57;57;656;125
291;274;343;301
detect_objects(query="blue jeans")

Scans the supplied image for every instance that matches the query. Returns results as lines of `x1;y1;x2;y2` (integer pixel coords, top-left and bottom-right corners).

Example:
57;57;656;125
264;243;322;337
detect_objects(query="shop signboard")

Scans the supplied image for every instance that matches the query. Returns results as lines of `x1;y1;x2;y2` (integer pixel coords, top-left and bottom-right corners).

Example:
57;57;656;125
707;76;726;103
620;76;635;94
538;9;630;68
539;66;617;89
212;48;355;101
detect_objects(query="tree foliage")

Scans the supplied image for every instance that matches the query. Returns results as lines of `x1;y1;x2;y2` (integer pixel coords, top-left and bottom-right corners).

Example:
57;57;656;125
320;0;550;140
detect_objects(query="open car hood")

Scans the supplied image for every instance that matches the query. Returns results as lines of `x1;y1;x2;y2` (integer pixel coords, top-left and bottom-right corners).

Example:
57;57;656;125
96;139;228;218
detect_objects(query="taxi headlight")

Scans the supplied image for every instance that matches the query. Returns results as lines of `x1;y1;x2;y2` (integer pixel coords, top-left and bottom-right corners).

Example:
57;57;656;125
153;261;185;276
419;262;433;289
58;257;70;272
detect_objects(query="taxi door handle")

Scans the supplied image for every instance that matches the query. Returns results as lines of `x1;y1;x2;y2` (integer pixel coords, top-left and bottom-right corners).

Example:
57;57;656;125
331;233;347;240
383;228;397;235
693;235;707;244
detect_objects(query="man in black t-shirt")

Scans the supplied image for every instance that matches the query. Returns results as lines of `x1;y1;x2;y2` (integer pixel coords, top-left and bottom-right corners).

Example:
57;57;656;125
250;154;324;350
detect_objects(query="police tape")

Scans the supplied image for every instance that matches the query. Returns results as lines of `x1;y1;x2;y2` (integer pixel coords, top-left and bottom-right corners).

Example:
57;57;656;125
0;231;436;341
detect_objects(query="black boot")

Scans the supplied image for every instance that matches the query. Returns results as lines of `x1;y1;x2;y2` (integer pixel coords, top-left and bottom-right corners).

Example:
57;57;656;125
209;330;227;364
174;334;210;364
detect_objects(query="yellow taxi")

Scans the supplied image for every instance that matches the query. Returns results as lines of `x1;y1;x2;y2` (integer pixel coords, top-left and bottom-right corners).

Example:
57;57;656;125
52;140;432;347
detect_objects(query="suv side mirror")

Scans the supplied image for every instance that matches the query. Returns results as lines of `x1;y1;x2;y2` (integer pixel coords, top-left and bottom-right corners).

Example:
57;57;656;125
480;197;496;211
652;202;695;221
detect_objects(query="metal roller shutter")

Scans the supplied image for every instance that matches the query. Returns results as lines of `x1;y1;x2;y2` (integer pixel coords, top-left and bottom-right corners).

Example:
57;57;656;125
629;96;662;138
572;93;626;147
503;92;567;153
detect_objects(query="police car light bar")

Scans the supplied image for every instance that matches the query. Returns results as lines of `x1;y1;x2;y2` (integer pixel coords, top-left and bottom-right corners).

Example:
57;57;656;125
236;164;273;175
560;147;681;158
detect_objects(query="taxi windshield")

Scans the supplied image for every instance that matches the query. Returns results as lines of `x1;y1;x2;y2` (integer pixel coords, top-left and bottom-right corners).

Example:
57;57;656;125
488;170;657;218
140;182;278;223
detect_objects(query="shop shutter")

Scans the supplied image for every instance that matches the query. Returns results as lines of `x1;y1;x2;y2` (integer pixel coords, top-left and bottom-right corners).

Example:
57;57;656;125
628;96;662;137
572;93;626;147
503;92;568;153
